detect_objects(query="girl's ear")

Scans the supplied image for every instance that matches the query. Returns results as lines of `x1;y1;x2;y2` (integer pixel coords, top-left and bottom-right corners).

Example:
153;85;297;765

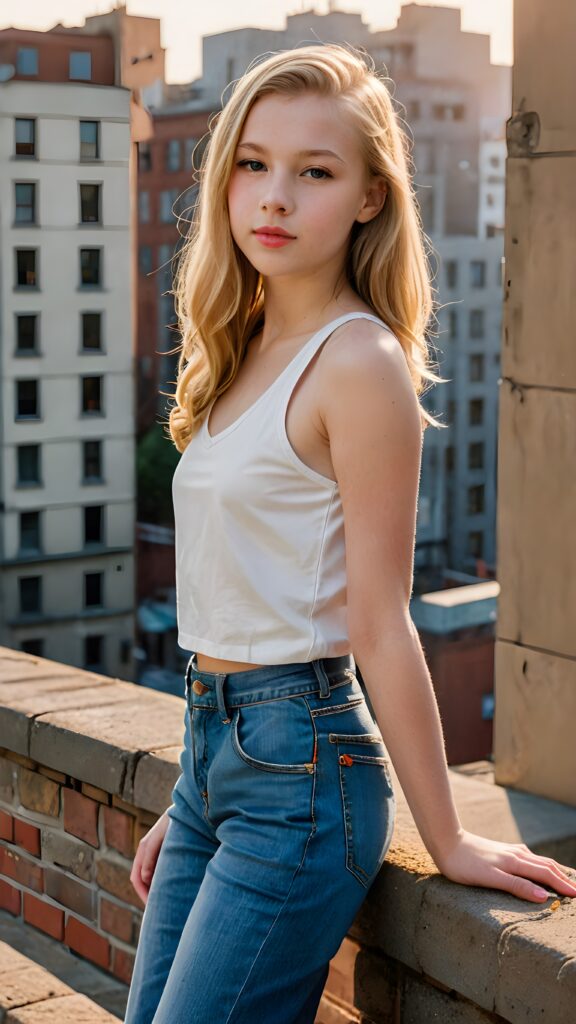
356;176;388;224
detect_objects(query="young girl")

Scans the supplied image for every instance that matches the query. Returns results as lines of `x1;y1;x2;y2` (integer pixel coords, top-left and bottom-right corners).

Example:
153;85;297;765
125;43;576;1024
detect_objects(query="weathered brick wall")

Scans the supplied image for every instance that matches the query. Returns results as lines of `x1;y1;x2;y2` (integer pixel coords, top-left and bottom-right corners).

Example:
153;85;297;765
0;747;155;986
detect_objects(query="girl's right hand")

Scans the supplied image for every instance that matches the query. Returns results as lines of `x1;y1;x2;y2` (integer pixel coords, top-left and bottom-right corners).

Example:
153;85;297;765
130;810;171;905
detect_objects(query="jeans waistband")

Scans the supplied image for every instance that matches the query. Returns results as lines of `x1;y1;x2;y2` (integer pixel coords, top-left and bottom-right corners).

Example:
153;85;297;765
185;652;356;722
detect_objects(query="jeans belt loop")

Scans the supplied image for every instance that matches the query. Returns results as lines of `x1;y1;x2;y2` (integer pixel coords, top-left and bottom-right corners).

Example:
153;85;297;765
311;658;331;699
215;673;231;723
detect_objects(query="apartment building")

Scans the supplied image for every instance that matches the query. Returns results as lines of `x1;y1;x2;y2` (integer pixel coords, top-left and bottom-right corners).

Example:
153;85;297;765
0;28;136;678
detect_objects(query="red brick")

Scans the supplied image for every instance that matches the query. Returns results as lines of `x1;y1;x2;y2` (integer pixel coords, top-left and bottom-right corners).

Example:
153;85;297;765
44;865;96;920
112;946;135;985
0;877;21;915
100;897;134;943
96;857;143;909
0;845;43;892
18;765;60;817
63;788;99;847
103;805;134;857
23;891;65;940
65;915;110;970
14;818;41;857
0;810;14;842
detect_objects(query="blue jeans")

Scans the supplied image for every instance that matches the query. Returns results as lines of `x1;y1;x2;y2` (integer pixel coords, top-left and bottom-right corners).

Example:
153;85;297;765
124;652;396;1024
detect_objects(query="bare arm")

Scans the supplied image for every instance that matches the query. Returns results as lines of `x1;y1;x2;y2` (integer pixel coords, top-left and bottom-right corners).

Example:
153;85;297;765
320;320;576;903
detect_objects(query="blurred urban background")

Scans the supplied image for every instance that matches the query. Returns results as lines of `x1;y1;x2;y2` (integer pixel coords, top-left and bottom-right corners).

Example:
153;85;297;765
0;0;513;766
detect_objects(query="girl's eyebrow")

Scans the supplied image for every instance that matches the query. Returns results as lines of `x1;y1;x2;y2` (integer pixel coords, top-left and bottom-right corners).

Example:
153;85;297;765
236;141;345;164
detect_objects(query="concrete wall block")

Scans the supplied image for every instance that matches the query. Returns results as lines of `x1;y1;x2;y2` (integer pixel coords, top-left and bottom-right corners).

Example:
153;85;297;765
41;827;95;881
495;910;576;1024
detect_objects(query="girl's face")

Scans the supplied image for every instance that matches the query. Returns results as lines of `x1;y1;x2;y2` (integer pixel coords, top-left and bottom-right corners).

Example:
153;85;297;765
227;91;385;282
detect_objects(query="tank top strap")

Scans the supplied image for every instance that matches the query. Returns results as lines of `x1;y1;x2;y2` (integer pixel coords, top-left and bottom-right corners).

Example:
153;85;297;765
278;311;390;393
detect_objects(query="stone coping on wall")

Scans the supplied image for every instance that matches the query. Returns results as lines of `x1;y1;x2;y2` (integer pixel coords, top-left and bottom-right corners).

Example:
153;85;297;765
2;646;576;1023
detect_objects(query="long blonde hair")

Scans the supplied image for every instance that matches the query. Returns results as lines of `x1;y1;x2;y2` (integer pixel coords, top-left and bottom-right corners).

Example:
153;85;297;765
168;43;445;452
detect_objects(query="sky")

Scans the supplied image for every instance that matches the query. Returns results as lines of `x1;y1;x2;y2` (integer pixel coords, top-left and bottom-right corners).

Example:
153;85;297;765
0;0;513;83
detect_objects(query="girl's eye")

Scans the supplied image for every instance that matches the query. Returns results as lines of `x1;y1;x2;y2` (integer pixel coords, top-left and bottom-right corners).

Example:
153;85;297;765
235;159;332;180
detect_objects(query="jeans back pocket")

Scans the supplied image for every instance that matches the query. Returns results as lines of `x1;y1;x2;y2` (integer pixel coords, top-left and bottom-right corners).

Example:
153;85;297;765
330;732;395;888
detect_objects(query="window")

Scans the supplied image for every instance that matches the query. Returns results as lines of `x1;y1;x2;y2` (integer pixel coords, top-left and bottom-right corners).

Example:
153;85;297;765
80;184;101;224
84;634;104;670
21;638;44;656
467;484;485;516
447;399;456;426
470;309;485;339
16;249;38;287
139;245;153;275
80;248;101;286
85;572;103;608
17;48;38;76
470;260;486;288
82;376;103;414
69;51;92;81
469;353;485;382
15;183;36;224
19;511;41;553
469;398;484;426
84;505;104;545
15;118;36;157
159;189;179;223
19;576;42;614
80;120;99;160
468;531;484;558
82;312;102;351
405;99;421;121
184;137;198;170
448;309;458;340
17;445;41;486
445;260;458;288
83;439;103;482
166;139;181;171
16;379;39;419
445;445;455;472
138;142;152;172
138;190;150;223
468;442;484;470
16;314;38;354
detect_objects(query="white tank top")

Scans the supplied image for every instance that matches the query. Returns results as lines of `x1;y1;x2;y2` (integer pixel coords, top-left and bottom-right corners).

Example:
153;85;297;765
171;311;391;663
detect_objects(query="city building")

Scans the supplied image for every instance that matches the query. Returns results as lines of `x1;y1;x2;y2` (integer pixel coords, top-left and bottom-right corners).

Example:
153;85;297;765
0;27;136;677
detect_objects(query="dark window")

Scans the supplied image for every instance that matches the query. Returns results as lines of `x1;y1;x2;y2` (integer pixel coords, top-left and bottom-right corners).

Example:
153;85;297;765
138;190;150;223
15;118;36;157
19;576;41;614
17;445;41;485
21;638;44;656
470;309;485;339
82;376;102;413
16;314;38;354
85;572;103;608
159;189;179;223
467;484;485;516
138;142;152;172
448;310;458;340
69;51;92;81
82;312;102;351
468;442;484;470
83;439;103;481
166;139;181;171
470;260;486;288
139;245;153;275
469;353;485;382
84;634;104;669
445;260;458;288
447;399;456;426
16;249;37;287
17;48;38;76
468;531;484;558
80;248;101;286
469;398;484;426
19;511;41;552
445;445;455;472
80;120;99;160
80;184;101;224
84;505;104;545
15;183;36;224
16;379;39;418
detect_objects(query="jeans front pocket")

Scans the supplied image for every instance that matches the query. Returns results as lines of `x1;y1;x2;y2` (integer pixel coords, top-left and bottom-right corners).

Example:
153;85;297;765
231;696;316;774
330;732;396;888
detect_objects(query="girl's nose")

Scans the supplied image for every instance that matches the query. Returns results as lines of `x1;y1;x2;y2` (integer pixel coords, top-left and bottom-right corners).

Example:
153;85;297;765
259;183;293;215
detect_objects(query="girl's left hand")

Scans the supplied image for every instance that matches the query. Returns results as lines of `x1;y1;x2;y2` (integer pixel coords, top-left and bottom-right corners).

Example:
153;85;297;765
434;829;576;903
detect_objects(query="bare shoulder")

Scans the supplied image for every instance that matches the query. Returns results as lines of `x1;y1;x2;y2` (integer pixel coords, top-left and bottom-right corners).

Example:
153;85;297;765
317;315;422;439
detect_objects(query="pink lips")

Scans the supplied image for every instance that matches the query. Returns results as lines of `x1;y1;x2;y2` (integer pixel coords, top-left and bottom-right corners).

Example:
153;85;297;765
253;227;296;248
